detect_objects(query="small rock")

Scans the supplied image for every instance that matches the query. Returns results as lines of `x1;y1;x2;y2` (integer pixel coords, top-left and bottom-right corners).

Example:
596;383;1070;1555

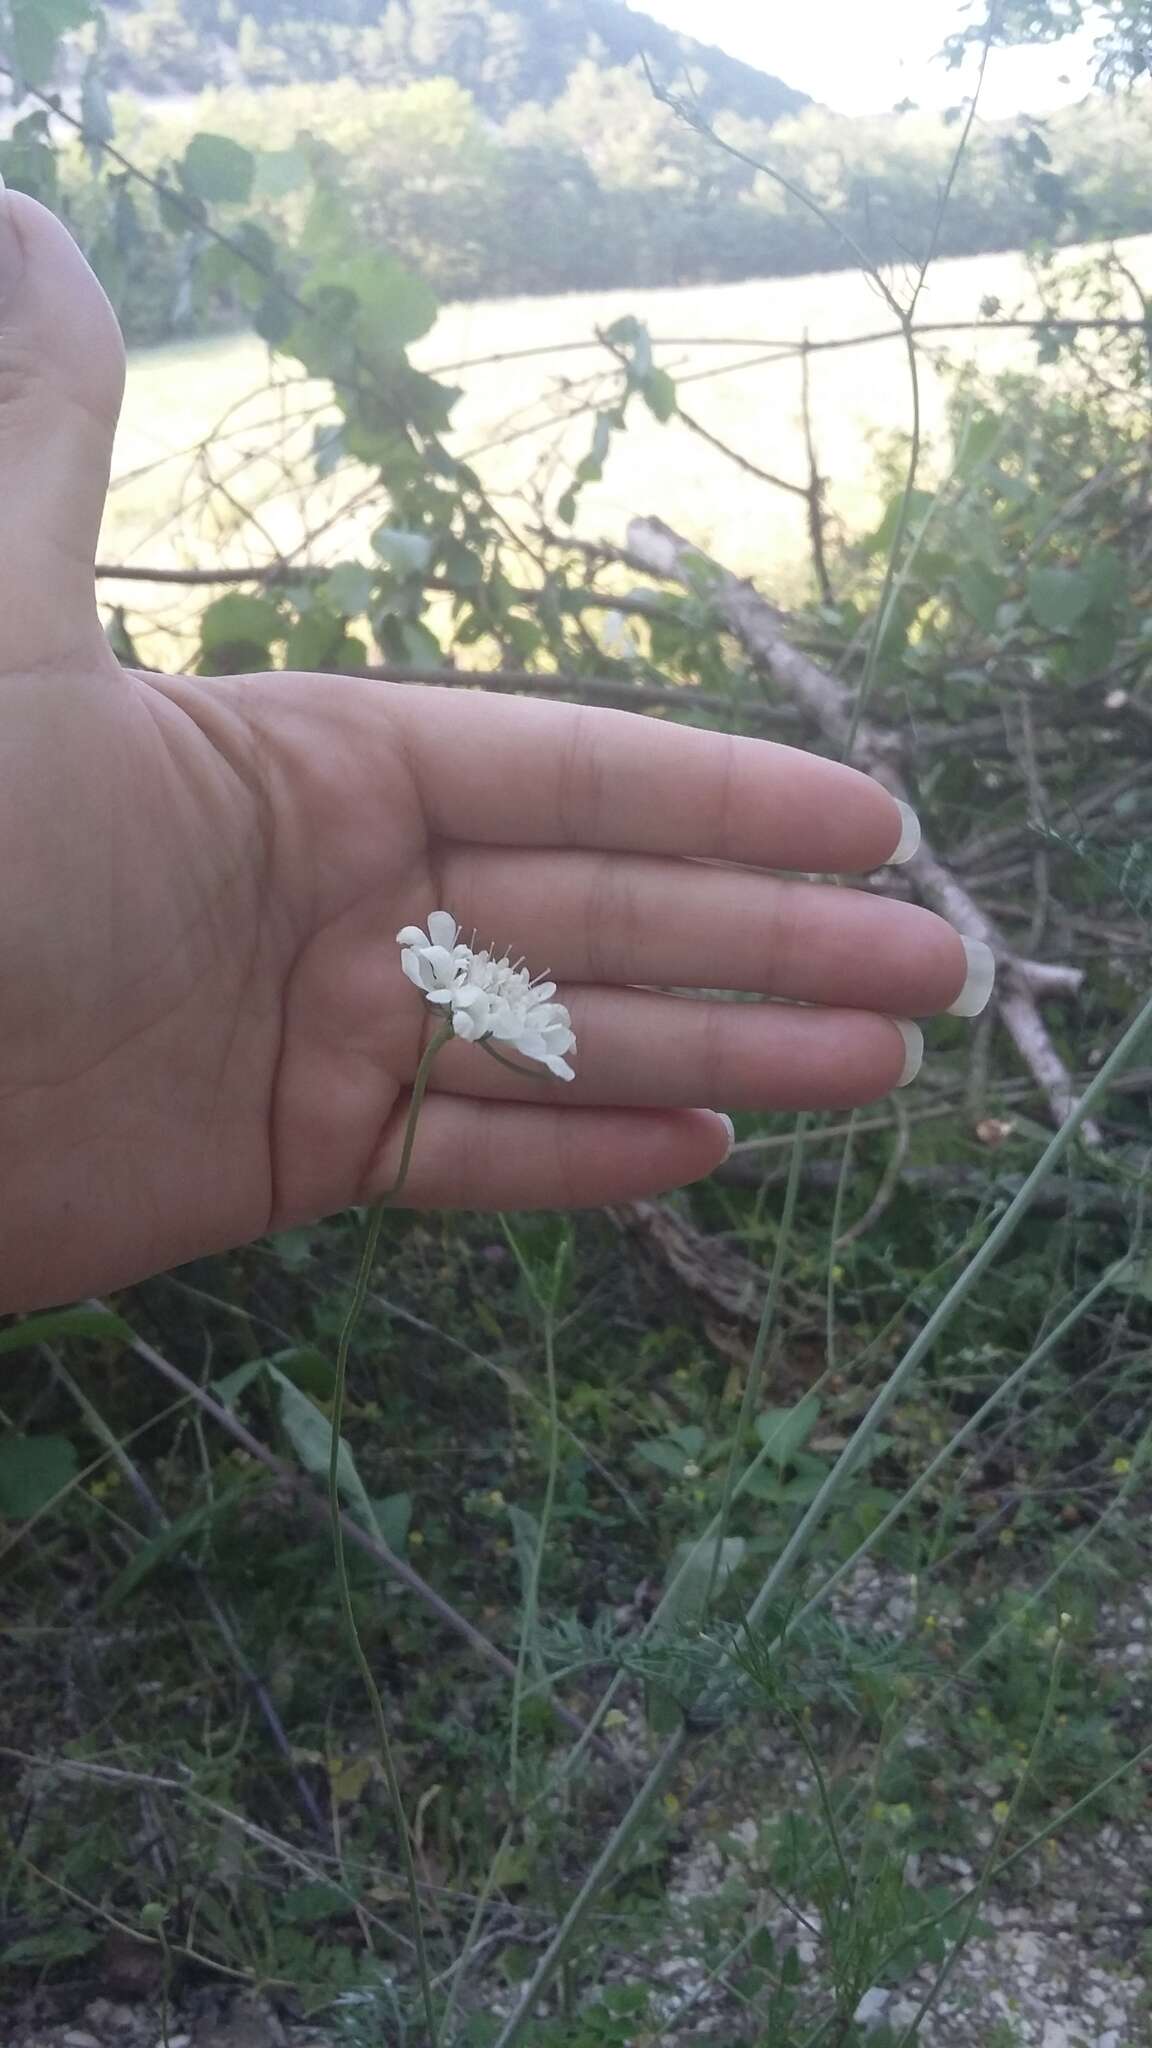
1041;2022;1074;2048
1098;2033;1121;2048
85;2006;139;2036
62;2034;101;2048
853;1987;891;2028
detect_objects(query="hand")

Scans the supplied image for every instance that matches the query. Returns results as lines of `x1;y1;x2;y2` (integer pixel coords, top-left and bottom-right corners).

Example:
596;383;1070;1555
0;192;985;1311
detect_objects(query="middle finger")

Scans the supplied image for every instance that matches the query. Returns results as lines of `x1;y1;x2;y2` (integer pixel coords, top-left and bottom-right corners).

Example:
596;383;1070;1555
437;846;970;1016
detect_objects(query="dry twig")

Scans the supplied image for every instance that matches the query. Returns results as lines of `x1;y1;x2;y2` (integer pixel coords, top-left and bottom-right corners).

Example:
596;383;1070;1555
626;516;1099;1140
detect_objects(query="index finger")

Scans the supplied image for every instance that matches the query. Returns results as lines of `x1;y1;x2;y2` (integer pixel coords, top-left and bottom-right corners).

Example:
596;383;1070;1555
390;687;911;874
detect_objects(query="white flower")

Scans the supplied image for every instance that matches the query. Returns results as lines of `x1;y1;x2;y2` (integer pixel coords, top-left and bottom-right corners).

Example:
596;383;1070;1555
396;911;577;1081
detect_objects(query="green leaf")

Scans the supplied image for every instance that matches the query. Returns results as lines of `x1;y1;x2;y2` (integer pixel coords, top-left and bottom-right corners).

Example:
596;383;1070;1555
199;592;283;655
0;1306;132;1355
0;111;58;203
755;1395;821;1467
635;1425;705;1478
254;282;297;347
556;488;578;526
252;146;310;201
213;1360;268;1407
103;1485;248;1608
399;619;443;668
663;1534;746;1628
575;411;613;484
7;0;92;89
307;252;438;352
642;367;677;422
331;634;367;670
194;223;279;311
1027;566;1096;633
155;177;206;237
507;1504;542;1613
864;488;936;559
180;133;256;207
955;561;1006;631
955;409;1003;476
371;1491;412;1554
371;526;435;577
215;1347;334;1408
602;315;644;348
284;610;347;672
321;564;375;616
79;61;114;164
267;1365;377;1530
438;537;484;587
278;1880;354;1925
312;422;346;481
0;1435;78;1518
2;1925;100;1965
266;1345;335;1399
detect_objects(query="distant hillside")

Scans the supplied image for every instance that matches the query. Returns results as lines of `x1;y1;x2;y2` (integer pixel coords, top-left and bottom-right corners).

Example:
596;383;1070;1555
21;0;1152;350
101;0;810;125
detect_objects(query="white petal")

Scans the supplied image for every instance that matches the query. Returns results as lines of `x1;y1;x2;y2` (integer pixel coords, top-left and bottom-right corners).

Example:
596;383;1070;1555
452;1009;484;1040
401;950;428;988
426;988;455;1004
530;981;557;1003
427;911;460;949
396;924;429;947
453;983;487;1008
422;944;461;984
545;1055;576;1081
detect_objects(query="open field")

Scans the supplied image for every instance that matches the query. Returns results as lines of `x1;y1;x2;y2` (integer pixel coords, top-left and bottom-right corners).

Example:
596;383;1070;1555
101;232;1152;661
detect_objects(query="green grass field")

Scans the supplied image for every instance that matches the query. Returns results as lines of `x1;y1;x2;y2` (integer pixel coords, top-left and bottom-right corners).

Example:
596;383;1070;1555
101;231;1152;665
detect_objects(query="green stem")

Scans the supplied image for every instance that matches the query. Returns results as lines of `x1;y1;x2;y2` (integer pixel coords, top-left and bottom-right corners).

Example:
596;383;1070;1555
893;1629;1067;2047
789;1262;1123;1635
327;1018;453;2044
743;986;1152;1636
704;1115;809;1612
507;1234;565;1803
491;1729;688;2048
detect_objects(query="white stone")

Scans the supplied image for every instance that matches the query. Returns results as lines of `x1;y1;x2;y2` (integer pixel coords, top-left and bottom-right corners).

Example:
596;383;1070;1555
1041;2022;1075;2048
853;1988;891;2027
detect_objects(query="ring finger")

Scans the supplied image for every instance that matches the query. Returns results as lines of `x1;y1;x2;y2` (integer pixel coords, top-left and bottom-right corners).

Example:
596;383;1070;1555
428;985;922;1111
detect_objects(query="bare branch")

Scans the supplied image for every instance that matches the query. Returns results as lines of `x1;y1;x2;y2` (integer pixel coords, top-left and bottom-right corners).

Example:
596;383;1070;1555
626;516;1099;1140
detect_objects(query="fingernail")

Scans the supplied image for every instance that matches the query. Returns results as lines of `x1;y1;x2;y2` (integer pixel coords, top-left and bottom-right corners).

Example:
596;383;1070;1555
947;938;997;1018
716;1112;736;1159
892;1019;924;1089
887;800;922;866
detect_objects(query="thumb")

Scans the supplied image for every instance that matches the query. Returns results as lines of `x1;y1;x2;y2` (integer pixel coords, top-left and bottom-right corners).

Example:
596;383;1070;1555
0;179;126;668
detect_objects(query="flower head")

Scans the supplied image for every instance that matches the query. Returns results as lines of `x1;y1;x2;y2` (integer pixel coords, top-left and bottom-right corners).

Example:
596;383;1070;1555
396;911;577;1081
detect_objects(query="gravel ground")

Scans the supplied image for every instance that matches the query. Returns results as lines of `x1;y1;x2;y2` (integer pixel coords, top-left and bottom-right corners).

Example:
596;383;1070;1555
8;1562;1150;2047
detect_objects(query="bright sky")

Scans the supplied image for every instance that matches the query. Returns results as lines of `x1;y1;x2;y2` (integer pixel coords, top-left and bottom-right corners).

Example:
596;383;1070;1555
638;0;1108;119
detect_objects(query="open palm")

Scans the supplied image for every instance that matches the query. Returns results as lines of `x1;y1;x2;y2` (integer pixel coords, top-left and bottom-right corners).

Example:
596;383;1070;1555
0;192;978;1311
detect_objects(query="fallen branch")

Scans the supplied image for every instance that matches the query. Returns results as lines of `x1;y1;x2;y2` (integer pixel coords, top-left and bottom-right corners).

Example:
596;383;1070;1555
605;1200;763;1324
716;1157;1130;1219
627;516;1098;1139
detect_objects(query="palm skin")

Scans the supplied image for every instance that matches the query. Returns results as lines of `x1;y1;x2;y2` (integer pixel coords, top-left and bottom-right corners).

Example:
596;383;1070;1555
0;192;975;1311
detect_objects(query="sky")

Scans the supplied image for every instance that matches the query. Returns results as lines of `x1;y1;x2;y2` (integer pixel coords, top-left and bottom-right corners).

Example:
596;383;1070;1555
637;0;1108;120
